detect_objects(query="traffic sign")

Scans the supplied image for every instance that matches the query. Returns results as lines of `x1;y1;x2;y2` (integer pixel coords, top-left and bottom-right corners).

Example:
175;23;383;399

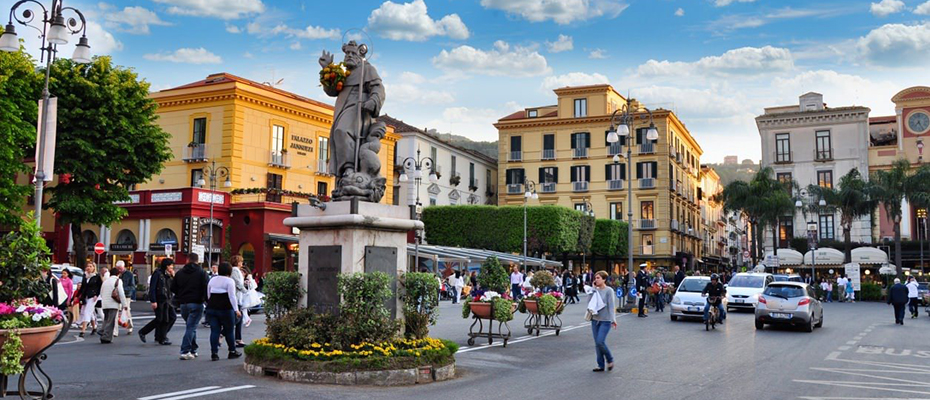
165;244;173;255
93;242;105;255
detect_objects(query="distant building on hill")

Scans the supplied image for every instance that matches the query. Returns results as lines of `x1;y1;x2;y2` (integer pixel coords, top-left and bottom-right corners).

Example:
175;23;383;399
723;155;738;165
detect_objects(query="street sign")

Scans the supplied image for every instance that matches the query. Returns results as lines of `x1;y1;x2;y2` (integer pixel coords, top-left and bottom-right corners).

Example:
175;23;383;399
165;243;173;255
93;242;105;255
191;244;205;262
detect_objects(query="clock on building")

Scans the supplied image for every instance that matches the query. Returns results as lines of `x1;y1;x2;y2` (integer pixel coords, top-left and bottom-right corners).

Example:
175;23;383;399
908;110;930;135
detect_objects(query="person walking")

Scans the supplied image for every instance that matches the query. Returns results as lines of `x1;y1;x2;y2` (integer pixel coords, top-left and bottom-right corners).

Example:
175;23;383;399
99;267;127;344
825;279;833;302
205;262;243;361
452;271;464;304
230;256;248;348
510;266;524;300
673;265;685;289
836;275;847;303
588;271;616;372
172;253;209;360
906;276;920;318
636;264;650;318
845;279;855;303
117;262;136;335
887;278;909;325
77;262;102;338
60;269;76;322
139;258;177;345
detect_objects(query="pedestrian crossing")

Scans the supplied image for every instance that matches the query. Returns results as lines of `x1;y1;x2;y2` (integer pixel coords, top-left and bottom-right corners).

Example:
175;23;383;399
138;385;255;400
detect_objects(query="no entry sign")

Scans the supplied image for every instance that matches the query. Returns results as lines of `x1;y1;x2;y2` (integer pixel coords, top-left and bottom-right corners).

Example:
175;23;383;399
94;242;105;255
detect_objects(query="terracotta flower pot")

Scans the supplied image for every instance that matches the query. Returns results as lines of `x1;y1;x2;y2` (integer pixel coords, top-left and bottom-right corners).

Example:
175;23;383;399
0;324;63;363
524;299;538;314
469;302;492;319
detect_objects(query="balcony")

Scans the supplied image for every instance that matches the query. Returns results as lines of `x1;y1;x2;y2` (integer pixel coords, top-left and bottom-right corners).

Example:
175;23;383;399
639;142;655;155
542;148;556;160
814;149;833;162
639;178;655;189
670;146;677;158
639;219;656;230
507;184;523;194
572;147;589;158
774;151;793;164
639;245;655;256
671;219;679;232
608;143;622;156
676;152;683;165
541;182;556;193
607;179;624;191
670;180;677;192
183;143;208;162
317;159;331;175
572;181;589;192
509;151;522;162
269;151;290;169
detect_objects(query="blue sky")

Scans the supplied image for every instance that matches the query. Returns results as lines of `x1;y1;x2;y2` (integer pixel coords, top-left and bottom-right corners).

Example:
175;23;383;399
14;0;930;162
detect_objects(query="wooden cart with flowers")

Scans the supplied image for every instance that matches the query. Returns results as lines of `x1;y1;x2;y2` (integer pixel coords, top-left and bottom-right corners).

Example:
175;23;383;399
463;294;517;347
520;292;565;336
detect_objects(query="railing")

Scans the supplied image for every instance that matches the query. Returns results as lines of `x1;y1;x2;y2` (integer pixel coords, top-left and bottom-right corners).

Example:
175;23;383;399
639;219;656;230
184;143;207;162
573;147;588;158
317;159;330;175
669;146;677;157
639;178;655;189
676;152;683;165
608;143;622;156
542;149;556;160
608;179;624;190
671;219;679;231
231;193;313;205
774;151;793;164
269;152;290;168
640;245;655;256
541;182;556;193
572;181;589;192
507;184;523;194
639;142;655;154
670;180;677;192
814;149;833;161
509;151;522;162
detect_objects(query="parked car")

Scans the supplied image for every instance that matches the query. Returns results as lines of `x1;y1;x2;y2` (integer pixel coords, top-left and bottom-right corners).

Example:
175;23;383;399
726;272;773;312
918;282;928;306
772;274;802;283
50;264;85;286
755;282;823;332
670;276;727;321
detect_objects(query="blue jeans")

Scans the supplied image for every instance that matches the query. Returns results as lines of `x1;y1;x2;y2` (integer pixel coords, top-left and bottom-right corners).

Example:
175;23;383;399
591;320;613;369
826;291;832;302
451;286;459;304
205;309;236;355
179;303;204;354
512;283;522;300
703;302;726;322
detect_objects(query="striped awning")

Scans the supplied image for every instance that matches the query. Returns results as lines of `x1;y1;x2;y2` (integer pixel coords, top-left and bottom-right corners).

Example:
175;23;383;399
407;244;563;268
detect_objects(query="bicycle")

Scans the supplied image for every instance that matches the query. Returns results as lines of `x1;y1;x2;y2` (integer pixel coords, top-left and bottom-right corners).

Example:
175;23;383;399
704;296;721;331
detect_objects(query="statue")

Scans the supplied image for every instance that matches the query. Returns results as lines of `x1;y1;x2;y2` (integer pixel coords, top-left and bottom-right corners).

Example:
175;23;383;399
319;40;387;203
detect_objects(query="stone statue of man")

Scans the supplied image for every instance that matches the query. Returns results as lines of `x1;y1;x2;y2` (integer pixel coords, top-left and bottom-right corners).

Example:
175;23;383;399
319;40;386;202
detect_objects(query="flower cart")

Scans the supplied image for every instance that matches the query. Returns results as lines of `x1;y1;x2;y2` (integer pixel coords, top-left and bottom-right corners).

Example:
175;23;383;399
521;292;564;336
0;302;69;399
464;294;516;347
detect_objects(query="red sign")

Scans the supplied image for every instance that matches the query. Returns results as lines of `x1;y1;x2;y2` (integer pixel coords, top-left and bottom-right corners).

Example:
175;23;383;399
94;242;105;255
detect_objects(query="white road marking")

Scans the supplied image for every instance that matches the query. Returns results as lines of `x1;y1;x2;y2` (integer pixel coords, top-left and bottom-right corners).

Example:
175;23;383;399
846;341;857;345
138;387;221;400
837;346;850;351
826;351;843;361
144;386;255;400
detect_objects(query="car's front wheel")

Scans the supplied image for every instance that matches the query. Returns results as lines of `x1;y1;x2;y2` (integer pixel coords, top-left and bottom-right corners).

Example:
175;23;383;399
755;320;764;330
671;315;678;321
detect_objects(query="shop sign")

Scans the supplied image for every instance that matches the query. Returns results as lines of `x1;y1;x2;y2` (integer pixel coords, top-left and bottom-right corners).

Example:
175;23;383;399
109;243;136;252
152;192;183;203
182;217;200;253
197;192;225;204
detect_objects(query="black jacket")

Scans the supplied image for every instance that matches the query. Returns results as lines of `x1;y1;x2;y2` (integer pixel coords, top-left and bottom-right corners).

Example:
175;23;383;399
148;269;171;304
674;270;686;288
887;283;909;305
636;270;650;290
171;263;208;304
81;274;102;300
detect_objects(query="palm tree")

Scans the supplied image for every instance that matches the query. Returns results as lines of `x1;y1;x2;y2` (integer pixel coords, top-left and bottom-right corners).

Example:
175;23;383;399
870;159;930;278
809;168;876;263
714;167;789;266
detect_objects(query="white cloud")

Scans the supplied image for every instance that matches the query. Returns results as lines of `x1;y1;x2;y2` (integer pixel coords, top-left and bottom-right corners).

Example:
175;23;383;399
870;0;906;17
914;0;930;15
143;47;222;64
675;8;685;17
857;23;930;67
153;0;264;20
771;70;897;107
541;72;609;92
545;34;573;53
715;0;755;6
226;24;242;33
637;46;794;77
243;52;254;59
589;48;607;59
425;103;524;142
480;0;628;25
386;72;456;105
85;21;123;55
248;21;340;40
289;42;302;50
367;0;469;42
432;41;551;77
100;5;171;34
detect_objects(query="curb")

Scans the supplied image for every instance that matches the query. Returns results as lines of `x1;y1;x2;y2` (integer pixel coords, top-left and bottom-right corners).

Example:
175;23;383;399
244;361;455;386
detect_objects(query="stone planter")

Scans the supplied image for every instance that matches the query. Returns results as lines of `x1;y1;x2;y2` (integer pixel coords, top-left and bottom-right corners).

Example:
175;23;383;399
244;361;455;386
0;324;63;363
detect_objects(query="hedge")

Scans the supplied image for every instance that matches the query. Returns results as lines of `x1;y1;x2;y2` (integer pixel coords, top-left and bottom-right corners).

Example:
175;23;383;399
592;219;628;257
422;205;594;254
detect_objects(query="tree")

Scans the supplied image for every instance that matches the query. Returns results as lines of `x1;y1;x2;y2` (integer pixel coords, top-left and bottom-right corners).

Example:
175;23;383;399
714;167;787;266
809;168;876;263
870;159;930;278
43;57;172;265
0;31;41;227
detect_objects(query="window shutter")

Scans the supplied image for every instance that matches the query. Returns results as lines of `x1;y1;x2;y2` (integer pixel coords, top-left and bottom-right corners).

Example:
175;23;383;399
584;132;591;148
505;170;513;185
553;167;558;183
570;133;577;149
585;166;591;182
518;169;524;184
511;136;521;152
605;164;612;181
620;164;627;180
538;167;545;183
266;173;275;188
651;162;658;178
571;167;577;182
636;163;643;179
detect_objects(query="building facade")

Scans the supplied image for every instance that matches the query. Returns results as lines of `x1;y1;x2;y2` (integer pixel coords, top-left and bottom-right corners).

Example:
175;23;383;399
495;84;705;271
700;166;728;270
757;92;872;253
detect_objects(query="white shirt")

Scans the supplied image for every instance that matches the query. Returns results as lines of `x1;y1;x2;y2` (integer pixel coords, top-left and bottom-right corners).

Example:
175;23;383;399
820;282;829;291
837;277;846;286
906;281;919;298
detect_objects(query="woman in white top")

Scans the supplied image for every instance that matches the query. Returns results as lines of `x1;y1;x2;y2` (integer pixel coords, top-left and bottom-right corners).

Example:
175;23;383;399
98;267;127;344
205;262;242;361
450;271;464;304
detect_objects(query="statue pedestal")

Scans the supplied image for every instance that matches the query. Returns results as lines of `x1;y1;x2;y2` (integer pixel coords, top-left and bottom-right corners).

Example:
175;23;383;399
284;200;422;318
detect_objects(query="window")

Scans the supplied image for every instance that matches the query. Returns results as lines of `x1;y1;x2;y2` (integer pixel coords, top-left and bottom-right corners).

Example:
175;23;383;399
817;170;833;189
642;234;654;255
539;167;558;183
318;137;329;161
451;155;457;177
777;172;792;191
486;169;491;190
267;173;283;203
429;198;437;206
570;132;590;149
778;217;793;247
570;165;590;182
610;202;623;220
815;130;832;160
543;134;555;159
574;98;587;118
606;163;626;181
191;169;203;187
469;162;475;187
641;201;654;220
271;125;285;156
430;147;438;172
636;162;658;179
317;181;328;197
505;169;525;185
192;117;206;144
574;203;587;212
819;214;835;240
775;133;791;162
527;109;538;118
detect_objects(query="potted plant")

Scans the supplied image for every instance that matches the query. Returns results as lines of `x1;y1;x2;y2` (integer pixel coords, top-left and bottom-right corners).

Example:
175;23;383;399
449;174;461;187
0;216;66;375
463;257;515;320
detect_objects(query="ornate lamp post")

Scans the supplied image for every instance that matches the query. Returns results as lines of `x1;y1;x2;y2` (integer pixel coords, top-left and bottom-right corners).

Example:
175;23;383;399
198;160;231;266
578;198;594;272
399;148;437;271
795;187;826;279
607;98;658;285
522;178;538;272
1;0;92;228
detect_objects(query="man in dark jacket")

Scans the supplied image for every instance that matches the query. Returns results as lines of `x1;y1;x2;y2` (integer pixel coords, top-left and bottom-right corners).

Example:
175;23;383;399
887;278;909;325
172;253;209;360
673;265;686;288
636;264;650;318
139;258;177;345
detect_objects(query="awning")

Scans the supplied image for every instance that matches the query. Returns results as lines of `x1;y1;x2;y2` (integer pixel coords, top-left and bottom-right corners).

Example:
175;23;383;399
265;233;299;243
763;249;804;267
803;248;845;265
879;263;897;275
408;244;563;268
851;247;888;265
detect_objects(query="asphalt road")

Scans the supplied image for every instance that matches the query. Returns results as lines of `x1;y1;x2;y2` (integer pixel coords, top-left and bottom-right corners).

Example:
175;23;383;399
34;299;930;400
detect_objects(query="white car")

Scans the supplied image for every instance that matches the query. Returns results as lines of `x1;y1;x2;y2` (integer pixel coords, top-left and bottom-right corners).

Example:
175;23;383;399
726;272;773;311
670;276;727;321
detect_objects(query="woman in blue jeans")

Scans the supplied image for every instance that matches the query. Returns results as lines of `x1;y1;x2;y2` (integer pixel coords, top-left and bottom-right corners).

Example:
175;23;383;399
205;262;242;361
589;271;617;372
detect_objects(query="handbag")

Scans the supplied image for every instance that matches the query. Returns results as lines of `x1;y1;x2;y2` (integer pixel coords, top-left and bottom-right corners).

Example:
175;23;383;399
111;287;121;302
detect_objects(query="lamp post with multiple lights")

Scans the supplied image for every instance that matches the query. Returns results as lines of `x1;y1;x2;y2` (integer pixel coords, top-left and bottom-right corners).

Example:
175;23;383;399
197;160;231;266
522;178;538;272
578;198;594;272
399;148;437;271
795;187;826;279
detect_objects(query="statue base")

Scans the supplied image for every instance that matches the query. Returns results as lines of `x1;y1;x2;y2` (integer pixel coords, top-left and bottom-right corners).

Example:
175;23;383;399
284;199;422;318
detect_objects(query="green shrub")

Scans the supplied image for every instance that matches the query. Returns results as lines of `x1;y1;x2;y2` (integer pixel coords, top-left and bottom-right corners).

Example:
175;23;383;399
335;272;400;348
860;282;882;301
491;297;513;322
0;215;51;303
592;219;622;256
478;256;509;294
537;294;557;316
262;271;304;320
529;270;555;288
401;272;439;339
266;308;338;350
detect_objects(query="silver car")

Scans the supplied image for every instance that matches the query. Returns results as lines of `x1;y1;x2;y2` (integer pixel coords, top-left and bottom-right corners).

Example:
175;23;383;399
754;282;823;332
670;276;726;321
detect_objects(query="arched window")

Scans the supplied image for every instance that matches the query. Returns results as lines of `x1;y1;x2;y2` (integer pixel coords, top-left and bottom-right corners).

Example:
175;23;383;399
82;230;98;246
115;229;137;245
155;229;178;245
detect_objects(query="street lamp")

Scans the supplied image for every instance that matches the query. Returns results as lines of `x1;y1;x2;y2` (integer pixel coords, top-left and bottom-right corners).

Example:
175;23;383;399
607;97;658;286
522;179;538;273
399;148;437;271
917;208;927;275
795;187;826;279
199;160;231;266
578;198;594;273
2;1;92;229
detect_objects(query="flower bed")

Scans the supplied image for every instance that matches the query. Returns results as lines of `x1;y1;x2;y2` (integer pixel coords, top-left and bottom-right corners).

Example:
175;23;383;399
244;336;458;373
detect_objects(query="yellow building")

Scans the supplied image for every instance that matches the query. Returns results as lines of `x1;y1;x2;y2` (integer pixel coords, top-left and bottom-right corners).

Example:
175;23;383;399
495;84;704;271
700;166;728;269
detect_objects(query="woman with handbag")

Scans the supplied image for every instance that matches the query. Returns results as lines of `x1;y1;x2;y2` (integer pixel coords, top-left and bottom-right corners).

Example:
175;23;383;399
99;267;127;344
588;271;616;372
77;262;102;338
